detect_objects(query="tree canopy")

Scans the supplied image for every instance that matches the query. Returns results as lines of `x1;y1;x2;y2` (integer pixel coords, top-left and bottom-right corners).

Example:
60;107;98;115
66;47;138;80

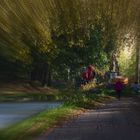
0;0;139;84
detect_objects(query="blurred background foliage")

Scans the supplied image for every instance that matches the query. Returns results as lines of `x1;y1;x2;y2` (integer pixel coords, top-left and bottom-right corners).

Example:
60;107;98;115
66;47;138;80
0;0;139;86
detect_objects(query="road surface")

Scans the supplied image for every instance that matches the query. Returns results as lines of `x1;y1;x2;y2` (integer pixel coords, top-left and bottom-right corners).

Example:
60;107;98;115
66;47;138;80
37;97;140;140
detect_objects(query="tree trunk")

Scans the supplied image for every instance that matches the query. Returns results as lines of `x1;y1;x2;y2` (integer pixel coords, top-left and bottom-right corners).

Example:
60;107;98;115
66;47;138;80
135;37;140;83
30;68;37;81
135;16;140;83
42;63;49;87
47;68;52;86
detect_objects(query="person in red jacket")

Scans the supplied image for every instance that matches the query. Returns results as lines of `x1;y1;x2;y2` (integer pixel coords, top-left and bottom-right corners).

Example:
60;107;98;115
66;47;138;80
87;65;95;81
81;65;96;85
81;70;88;85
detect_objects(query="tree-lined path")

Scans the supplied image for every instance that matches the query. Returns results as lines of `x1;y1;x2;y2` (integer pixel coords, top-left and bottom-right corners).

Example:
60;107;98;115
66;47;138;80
0;0;140;139
37;97;140;140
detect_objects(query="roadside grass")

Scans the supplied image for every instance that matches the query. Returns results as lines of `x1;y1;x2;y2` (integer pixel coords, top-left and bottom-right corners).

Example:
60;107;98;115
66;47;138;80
101;86;140;98
122;86;140;97
0;92;62;102
0;105;82;140
63;88;116;109
0;86;136;103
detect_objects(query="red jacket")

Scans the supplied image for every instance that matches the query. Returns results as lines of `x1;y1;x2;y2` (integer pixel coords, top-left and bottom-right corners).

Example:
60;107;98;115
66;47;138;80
82;71;88;80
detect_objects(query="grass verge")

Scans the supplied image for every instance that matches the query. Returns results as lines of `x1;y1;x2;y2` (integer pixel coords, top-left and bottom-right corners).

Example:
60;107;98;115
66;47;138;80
63;88;116;109
0;92;61;102
0;105;83;140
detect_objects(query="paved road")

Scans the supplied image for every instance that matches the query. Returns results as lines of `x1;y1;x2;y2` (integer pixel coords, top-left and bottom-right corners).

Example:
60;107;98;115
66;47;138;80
37;98;140;140
0;102;61;129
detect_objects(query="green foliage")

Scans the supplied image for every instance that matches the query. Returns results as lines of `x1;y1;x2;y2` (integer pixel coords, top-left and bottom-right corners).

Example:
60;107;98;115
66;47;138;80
63;89;114;108
0;91;60;102
118;46;136;78
85;23;110;70
0;0;139;84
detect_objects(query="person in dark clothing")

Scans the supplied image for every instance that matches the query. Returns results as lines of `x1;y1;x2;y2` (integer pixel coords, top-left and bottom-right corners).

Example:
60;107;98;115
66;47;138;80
114;80;124;100
131;82;140;93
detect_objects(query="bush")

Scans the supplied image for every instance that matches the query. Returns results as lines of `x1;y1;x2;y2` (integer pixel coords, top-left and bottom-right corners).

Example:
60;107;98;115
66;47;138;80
63;89;110;109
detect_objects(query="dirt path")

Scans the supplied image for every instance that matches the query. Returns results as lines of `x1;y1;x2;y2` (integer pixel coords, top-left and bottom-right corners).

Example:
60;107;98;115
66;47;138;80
36;97;140;140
